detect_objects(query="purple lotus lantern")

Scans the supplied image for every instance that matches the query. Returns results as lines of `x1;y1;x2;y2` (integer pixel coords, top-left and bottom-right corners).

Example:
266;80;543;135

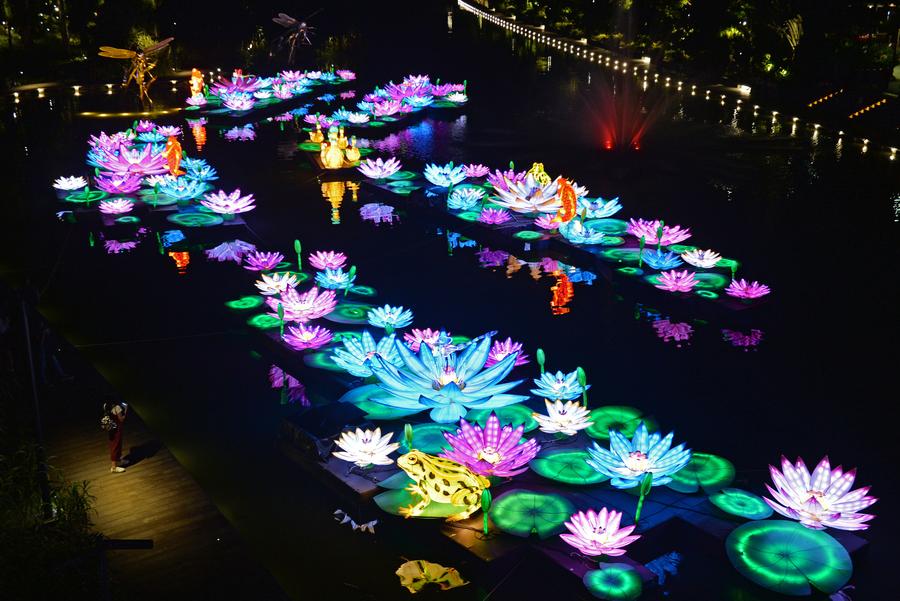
243;251;285;272
463;163;491;178
485;337;529;367
135;120;156;133
283;324;334;350
372;99;407;117
627;218;692;246
725;279;771;299
560;508;640;557
95;173;142;194
403;328;444;352
440;412;541;477
205;240;256;263
186;95;207;106
89;131;132;152
654;270;698;292
309;250;347;270
478;208;512;225
266;286;337;322
534;215;560;230
486;168;527;192
429;83;455;97
200;189;256;215
96;144;168;176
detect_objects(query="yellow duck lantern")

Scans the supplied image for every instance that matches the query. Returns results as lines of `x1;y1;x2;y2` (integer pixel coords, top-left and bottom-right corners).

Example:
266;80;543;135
344;136;360;162
309;122;324;143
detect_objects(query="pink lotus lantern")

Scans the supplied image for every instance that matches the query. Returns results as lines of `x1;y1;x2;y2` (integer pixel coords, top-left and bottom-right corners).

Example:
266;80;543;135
403;328;444;352
201;189;256;215
478;208;512;225
283;324;334;350
309;250;347;270
725;279;771;299
485;337;529;367
487;168;526;192
97;144;168;176
243;251;284;271
463;163;491;178
440;412;540;477
654;270;698;292
336;69;356;80
627;218;692;246
95;173;142;194
99;198;135;214
560;508;641;557
266;286;337;322
534;215;560;230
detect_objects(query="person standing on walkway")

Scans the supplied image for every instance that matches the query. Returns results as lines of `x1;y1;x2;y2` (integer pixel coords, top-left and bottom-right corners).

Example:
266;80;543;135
106;400;128;473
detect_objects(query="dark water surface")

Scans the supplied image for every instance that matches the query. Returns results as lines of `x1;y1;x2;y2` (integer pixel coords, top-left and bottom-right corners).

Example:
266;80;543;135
2;2;898;599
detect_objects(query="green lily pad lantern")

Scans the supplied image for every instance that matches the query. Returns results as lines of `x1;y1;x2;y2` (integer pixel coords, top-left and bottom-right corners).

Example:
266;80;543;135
586;406;657;441
583;564;643;600
374;488;465;519
667;452;735;494
709;488;773;520
490;490;574;539
726;520;852;596
529;449;609;485
399;423;454;455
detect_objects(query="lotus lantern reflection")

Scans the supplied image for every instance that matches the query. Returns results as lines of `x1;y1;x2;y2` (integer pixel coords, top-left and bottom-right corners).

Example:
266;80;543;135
205;240;256;263
561;508;641;557
586;422;692;489
365;335;528;423
440;412;540;477
765;455;876;531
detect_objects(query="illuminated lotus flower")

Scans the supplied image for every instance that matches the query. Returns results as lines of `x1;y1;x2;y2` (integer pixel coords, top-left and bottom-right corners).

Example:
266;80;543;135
88;131;132;152
333;427;399;467
534;215;560;230
403;328;445;352
531;370;588;401
135;120;156;133
304;70;322;79
205;239;256;263
559;220;605;245
267;286;337;322
157;175;207;200
212;75;264;94
360;203;395;223
224;125;256;141
578;196;622;219
532;399;593;435
104;239;138;254
367;304;413;329
447;187;485;210
446;92;468;103
309;251;347;270
330;108;352;122
181;157;208;171
347;112;370;124
185;164;219;182
336;69;356;80
99;198;134;214
303;113;328;126
137;130;166;143
366;335;528;423
283;323;334;350
280;70;304;81
95;172;142;194
492;173;560;213
157;125;182;137
463;164;490;178
476;248;509;267
54;176;88;191
429;83;455;97
627;219;692;246
243;251;284;271
404;94;434;108
253;90;272;100
403;74;431;87
561;508;640;557
642;250;683;270
765;456;877;531
221;92;255;111
143;174;167;187
478;208;511;225
587;422;692;489
315;268;356;290
200;189;256;214
272;84;292;100
273;112;293;122
333;331;403;377
358;157;402;179
440;412;540;477
186;95;207;106
97;143;168;176
372;99;404;117
319;72;338;83
655;270;697;292
485;338;529;367
424;162;467;187
357;101;375;112
722;328;764;349
653;319;693;344
725;279;771;299
255;272;299;295
682;249;721;269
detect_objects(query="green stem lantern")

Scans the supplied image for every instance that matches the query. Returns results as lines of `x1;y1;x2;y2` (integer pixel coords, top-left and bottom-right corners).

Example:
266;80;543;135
638;236;646;268
88;231;95;247
294;239;302;272
155;232;163;255
404;423;414;450
576;366;588;407
536;348;546;374
655;221;664;253
481;489;492;536
634;472;653;527
277;302;285;338
344;265;356;297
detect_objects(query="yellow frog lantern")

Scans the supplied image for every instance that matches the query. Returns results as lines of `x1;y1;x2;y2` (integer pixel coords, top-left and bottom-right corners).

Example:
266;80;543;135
527;162;552;186
396;450;489;522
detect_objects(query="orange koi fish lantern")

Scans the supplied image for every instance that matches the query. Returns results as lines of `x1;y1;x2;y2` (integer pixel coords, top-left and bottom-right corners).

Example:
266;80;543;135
551;178;577;224
164;136;184;175
189;68;205;98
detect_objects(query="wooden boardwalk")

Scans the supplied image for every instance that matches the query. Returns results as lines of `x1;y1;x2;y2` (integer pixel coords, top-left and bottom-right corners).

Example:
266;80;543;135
45;406;289;601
